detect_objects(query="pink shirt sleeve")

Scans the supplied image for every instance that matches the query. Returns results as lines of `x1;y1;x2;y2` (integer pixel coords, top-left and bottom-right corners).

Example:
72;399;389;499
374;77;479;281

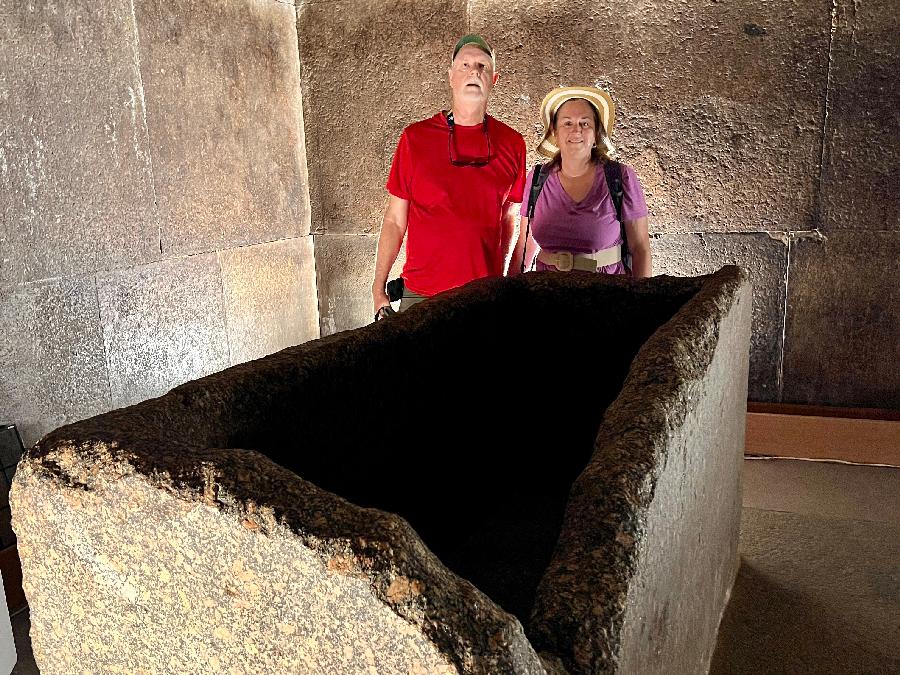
621;163;649;222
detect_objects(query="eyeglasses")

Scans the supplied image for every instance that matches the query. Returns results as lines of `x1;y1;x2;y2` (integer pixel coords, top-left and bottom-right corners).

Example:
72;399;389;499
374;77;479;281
446;112;491;167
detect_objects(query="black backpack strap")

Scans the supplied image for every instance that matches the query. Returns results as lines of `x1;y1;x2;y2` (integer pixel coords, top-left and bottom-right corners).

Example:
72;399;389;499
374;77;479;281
603;160;630;270
526;163;549;220
522;163;548;273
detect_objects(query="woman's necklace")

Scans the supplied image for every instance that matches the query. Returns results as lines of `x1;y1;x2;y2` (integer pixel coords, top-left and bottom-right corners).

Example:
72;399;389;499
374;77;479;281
560;163;594;180
559;162;596;202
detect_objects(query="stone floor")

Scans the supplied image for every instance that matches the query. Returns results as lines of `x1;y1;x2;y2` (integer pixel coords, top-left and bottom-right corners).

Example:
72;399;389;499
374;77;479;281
711;458;900;674
7;458;899;674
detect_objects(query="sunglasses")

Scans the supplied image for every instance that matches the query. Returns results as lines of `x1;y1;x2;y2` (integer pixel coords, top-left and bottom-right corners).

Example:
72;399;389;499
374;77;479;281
446;112;491;167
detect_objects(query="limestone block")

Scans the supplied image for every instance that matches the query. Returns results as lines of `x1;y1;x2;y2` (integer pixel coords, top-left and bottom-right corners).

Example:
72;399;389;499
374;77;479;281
219;237;320;365
97;253;229;408
820;0;900;231
0;278;110;448
471;0;830;232
782;230;900;408
0;0;159;283
314;233;405;335
297;0;467;235
135;0;309;256
651;232;787;401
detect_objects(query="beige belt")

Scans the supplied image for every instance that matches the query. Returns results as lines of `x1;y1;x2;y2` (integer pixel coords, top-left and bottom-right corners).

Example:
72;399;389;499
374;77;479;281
537;245;622;272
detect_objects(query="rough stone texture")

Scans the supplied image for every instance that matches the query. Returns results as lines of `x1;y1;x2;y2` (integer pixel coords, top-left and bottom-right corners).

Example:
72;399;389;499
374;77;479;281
782;230;900;409
615;284;750;674
97;253;230;409
136;0;309;255
652;232;786;400
219;237;319;365
297;0;467;235
13;268;749;673
13;452;511;674
0;0;160;283
820;0;900;232
470;0;830;232
0;278;110;448
529;269;750;674
0;0;320;449
314;233;405;335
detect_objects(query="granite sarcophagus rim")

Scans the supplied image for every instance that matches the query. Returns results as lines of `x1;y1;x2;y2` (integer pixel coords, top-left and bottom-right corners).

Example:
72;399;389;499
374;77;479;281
12;266;751;674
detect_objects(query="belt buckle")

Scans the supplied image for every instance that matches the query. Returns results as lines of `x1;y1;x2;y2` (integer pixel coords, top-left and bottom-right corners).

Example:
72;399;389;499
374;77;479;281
555;251;574;272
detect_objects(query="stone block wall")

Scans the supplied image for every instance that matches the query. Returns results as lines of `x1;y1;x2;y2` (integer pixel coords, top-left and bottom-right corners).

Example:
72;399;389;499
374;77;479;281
2;0;895;439
298;0;899;408
1;0;319;447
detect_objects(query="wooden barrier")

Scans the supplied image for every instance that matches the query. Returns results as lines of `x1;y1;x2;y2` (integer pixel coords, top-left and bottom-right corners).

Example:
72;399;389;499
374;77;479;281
746;403;900;466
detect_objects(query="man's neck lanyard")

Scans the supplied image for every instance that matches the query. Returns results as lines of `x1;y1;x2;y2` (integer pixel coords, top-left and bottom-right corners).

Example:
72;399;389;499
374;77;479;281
445;111;491;167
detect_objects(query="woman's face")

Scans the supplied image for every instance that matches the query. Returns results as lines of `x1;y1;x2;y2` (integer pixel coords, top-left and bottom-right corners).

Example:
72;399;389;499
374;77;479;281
553;99;598;159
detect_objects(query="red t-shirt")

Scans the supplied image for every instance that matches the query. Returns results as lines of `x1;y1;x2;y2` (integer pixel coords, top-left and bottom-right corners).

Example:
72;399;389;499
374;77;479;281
386;113;526;297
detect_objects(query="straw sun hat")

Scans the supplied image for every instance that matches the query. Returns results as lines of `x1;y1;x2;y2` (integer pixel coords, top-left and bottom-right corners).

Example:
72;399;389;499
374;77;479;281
537;86;616;158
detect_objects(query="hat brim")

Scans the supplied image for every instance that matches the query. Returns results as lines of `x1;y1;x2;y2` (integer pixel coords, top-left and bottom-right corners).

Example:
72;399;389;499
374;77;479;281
537;87;616;158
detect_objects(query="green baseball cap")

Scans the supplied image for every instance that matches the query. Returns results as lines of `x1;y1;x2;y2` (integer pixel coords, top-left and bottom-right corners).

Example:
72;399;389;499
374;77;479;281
452;34;495;67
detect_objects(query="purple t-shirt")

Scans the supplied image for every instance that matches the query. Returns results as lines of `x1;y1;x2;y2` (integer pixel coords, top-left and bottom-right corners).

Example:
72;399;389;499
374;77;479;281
520;162;648;274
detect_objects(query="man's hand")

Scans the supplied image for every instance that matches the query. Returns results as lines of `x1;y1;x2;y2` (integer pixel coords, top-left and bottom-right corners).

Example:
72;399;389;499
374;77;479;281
373;287;391;317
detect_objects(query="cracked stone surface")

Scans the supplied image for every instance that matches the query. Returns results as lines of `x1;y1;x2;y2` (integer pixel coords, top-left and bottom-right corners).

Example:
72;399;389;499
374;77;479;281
136;0;309;255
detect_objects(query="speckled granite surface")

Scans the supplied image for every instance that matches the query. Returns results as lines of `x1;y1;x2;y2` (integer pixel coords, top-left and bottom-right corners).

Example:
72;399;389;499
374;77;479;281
529;268;751;674
11;268;749;674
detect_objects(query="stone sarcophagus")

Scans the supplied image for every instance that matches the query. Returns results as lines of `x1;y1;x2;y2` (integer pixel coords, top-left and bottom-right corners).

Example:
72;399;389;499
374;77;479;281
12;267;750;674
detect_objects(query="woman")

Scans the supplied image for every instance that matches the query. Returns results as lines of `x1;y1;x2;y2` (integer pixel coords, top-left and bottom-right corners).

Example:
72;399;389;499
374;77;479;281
509;87;651;278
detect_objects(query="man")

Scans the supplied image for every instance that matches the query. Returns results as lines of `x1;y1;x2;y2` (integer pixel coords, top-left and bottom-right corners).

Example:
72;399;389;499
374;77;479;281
372;34;527;318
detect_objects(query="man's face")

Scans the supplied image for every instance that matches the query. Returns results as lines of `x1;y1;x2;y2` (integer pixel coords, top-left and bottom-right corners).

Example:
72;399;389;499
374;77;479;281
448;44;499;106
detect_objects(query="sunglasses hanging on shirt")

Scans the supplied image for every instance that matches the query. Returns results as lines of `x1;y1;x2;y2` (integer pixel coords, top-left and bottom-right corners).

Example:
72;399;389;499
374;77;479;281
446;111;491;167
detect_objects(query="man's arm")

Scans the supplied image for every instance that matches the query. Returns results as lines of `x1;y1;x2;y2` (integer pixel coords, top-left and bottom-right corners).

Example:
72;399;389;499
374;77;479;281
509;208;544;276
500;201;520;275
624;216;651;278
372;195;409;314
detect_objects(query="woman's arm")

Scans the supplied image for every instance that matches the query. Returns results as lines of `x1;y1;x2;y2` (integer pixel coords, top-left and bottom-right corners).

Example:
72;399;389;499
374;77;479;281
624;215;651;278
